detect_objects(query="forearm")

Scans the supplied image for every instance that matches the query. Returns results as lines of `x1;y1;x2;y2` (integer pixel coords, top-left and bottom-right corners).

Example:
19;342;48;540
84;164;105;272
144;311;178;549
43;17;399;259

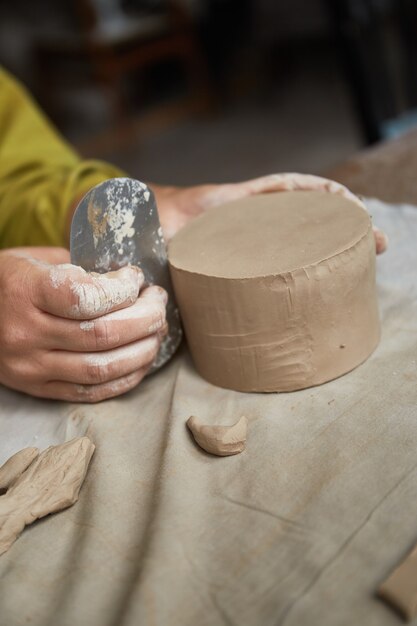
0;68;124;248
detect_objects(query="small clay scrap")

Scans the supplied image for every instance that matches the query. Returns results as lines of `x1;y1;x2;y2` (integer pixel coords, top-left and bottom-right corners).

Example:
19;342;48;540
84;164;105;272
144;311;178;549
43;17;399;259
187;415;248;456
0;437;95;556
0;447;39;491
378;542;417;621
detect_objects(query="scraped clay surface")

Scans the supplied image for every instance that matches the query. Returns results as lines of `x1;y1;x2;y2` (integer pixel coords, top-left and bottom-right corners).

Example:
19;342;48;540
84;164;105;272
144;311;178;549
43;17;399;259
169;190;380;392
0;437;95;555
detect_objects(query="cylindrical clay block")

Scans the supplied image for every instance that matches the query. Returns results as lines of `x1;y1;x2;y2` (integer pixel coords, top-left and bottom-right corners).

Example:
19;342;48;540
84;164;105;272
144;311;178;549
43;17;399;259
168;190;380;392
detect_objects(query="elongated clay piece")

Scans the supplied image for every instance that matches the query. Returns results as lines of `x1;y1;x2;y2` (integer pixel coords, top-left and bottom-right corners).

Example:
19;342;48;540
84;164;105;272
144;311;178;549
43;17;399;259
378;542;417;621
0;447;39;491
169;190;380;392
187;416;248;456
0;437;95;556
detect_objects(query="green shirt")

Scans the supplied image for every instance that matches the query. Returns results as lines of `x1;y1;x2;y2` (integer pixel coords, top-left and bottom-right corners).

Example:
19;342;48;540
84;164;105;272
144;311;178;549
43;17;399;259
0;67;124;248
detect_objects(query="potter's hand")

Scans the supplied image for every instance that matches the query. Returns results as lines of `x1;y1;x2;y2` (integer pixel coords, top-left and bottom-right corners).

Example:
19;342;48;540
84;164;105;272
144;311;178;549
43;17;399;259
154;173;388;254
0;248;167;402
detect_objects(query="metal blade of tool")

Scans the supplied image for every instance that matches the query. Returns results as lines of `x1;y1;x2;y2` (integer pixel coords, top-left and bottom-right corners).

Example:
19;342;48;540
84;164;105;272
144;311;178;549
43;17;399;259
70;178;182;370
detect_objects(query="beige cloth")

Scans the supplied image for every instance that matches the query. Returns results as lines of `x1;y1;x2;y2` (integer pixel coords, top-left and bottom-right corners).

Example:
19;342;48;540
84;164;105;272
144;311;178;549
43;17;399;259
0;199;416;626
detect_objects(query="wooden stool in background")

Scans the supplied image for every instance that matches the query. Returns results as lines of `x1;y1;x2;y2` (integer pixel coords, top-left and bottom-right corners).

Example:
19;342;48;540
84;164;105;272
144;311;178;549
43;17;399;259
33;0;214;152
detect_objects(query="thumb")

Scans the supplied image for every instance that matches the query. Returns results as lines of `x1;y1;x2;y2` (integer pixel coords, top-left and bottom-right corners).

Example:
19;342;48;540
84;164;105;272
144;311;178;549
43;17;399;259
29;262;144;319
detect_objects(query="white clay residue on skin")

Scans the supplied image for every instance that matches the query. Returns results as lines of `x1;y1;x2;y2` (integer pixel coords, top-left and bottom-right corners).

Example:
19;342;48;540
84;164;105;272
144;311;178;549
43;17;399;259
70;268;139;318
80;321;94;331
101;294;166;323
84;335;159;368
75;371;142;398
147;319;165;333
49;264;82;289
43;263;141;319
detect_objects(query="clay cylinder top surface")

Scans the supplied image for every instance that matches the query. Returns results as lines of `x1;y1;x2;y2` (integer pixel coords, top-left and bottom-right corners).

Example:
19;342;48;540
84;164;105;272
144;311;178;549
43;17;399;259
168;190;380;393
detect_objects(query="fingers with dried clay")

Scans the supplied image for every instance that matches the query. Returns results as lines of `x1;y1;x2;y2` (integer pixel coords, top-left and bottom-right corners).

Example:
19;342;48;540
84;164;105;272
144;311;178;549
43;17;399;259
246;173;389;255
0;438;94;556
32;261;144;320
204;173;388;255
251;173;389;254
0;248;168;402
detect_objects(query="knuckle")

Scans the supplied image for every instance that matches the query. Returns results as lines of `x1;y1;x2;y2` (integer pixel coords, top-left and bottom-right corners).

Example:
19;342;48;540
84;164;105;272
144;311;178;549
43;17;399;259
70;281;100;318
84;361;112;385
5;355;37;382
92;319;119;350
0;320;33;352
87;387;106;403
76;383;105;403
77;386;98;403
39;266;83;314
77;369;146;403
0;324;18;350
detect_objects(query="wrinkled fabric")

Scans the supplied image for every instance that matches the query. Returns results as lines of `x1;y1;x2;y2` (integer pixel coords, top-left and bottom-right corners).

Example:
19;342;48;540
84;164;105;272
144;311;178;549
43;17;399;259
0;198;416;626
0;67;124;248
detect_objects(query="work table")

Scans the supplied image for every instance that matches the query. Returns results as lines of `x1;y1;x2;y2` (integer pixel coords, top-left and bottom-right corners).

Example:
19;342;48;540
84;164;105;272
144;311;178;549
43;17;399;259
1;133;416;626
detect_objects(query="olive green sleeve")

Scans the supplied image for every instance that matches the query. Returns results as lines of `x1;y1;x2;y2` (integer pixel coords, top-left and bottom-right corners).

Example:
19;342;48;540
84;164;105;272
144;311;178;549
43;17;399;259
0;67;126;248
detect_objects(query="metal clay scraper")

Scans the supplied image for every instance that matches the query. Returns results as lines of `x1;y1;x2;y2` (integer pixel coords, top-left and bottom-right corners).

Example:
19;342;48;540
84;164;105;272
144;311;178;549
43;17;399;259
70;177;182;370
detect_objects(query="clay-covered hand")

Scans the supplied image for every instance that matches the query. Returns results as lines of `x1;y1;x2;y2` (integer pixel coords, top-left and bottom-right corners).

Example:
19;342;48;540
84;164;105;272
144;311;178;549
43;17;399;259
0;247;168;402
154;172;388;254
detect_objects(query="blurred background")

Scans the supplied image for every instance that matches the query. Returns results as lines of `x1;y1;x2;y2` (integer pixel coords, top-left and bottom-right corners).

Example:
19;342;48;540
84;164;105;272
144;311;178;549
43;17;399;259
1;0;417;185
